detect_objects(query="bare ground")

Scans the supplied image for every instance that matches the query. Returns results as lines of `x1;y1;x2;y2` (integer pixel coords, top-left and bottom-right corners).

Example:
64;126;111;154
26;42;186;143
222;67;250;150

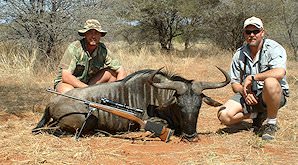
0;60;297;165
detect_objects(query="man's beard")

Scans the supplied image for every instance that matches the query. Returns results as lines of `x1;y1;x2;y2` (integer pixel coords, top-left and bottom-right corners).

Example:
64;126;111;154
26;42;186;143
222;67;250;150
247;37;260;47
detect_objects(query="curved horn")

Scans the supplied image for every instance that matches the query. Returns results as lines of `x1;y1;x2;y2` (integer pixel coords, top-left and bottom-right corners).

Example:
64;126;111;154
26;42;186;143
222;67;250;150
192;66;230;94
148;67;188;95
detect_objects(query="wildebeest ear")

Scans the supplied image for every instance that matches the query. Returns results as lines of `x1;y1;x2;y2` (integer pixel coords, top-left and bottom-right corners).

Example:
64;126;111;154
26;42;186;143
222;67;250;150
201;93;222;107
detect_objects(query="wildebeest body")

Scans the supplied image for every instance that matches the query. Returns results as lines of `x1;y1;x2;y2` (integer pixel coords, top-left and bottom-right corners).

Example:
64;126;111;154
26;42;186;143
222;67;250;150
33;68;230;141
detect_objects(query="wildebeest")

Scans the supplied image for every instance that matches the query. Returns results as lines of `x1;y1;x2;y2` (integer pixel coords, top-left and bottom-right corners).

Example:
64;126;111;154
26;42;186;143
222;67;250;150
33;67;230;142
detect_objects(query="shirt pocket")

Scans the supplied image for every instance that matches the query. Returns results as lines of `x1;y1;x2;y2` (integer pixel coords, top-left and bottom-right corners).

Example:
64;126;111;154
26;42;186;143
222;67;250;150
73;65;85;77
259;63;270;73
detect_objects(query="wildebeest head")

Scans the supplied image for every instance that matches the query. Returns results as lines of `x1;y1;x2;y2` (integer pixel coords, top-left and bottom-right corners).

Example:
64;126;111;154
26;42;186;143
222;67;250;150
148;67;230;142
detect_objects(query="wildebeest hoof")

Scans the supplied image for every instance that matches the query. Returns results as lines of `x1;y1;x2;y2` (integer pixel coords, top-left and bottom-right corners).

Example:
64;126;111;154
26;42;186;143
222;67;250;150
180;132;199;142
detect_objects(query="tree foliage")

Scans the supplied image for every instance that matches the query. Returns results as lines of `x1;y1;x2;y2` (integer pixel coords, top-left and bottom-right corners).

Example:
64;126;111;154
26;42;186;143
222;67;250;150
118;0;184;50
0;0;119;57
117;0;221;51
0;0;297;60
0;0;78;56
207;2;246;51
177;0;220;49
280;0;298;60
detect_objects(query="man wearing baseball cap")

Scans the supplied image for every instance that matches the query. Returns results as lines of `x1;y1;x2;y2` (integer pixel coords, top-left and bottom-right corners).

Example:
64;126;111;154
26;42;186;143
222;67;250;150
54;19;127;93
217;16;289;140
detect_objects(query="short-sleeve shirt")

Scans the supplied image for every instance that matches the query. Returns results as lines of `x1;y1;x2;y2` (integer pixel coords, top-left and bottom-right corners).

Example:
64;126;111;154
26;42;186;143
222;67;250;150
230;39;289;95
54;39;121;86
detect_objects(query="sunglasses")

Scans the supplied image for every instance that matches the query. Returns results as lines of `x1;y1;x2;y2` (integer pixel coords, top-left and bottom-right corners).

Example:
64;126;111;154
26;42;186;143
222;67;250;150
244;29;261;35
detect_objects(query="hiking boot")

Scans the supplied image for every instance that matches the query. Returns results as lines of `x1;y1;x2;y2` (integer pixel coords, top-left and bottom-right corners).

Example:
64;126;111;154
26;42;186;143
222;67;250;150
261;123;278;140
252;112;267;133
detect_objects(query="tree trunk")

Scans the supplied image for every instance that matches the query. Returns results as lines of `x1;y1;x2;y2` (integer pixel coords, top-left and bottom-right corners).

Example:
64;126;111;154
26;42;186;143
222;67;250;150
295;48;298;62
184;37;190;50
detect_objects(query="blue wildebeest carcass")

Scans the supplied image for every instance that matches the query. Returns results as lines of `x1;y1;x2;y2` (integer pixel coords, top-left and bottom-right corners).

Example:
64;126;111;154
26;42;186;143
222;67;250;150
33;67;230;142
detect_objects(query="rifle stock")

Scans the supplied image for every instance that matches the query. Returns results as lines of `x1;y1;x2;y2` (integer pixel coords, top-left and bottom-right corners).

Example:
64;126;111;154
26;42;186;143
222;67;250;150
47;89;173;142
89;102;145;127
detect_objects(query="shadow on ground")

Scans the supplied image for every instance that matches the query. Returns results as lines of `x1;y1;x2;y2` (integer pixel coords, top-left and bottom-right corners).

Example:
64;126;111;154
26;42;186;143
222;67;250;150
0;85;49;114
216;121;252;134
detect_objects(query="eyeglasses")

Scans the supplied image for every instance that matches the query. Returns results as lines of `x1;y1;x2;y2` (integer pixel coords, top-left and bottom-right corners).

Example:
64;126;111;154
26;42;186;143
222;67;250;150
244;29;261;35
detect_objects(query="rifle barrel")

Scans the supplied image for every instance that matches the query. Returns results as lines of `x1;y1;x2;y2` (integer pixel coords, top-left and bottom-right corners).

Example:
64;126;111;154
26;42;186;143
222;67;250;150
47;88;88;103
46;88;144;126
100;98;144;113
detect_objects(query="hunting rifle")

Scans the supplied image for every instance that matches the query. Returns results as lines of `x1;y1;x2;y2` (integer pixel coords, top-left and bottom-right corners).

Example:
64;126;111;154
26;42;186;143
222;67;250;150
47;89;174;142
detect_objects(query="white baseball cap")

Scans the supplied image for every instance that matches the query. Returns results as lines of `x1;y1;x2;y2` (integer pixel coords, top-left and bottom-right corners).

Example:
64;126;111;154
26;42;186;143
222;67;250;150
243;16;263;29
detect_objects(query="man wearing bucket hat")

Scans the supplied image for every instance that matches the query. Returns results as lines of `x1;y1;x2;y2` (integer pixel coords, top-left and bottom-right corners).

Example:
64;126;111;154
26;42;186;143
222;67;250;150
217;16;289;140
54;19;127;93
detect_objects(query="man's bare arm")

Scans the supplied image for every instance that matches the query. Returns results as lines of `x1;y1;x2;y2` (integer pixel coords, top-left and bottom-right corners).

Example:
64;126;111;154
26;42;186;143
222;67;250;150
253;68;285;81
61;70;88;88
231;82;244;95
115;67;127;80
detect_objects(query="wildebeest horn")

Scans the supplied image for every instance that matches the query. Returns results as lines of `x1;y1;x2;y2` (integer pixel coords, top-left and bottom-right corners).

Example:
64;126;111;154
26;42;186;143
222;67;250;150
192;66;230;94
148;67;188;95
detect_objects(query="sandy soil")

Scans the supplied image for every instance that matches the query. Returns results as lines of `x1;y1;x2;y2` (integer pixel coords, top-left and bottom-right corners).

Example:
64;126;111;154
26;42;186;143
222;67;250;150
0;64;297;165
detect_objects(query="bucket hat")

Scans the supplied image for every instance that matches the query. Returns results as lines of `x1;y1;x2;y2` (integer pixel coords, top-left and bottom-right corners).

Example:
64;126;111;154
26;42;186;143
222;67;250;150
78;19;107;36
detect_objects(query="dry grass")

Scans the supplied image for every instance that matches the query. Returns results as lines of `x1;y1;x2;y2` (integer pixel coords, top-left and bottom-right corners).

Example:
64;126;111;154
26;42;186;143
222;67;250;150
0;42;297;164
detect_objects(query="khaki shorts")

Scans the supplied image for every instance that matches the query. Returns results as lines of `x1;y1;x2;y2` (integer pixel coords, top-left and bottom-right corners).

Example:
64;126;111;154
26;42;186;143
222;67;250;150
231;91;287;114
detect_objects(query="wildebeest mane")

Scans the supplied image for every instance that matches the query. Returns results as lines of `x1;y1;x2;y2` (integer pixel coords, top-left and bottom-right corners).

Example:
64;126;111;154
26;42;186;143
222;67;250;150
120;68;191;84
120;69;154;83
170;75;194;83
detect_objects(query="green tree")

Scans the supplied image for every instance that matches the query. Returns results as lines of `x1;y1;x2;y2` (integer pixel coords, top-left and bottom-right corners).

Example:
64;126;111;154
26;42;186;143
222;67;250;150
0;0;119;57
0;0;78;56
207;0;293;51
117;0;221;51
139;0;184;50
177;0;220;49
117;0;185;51
207;0;252;51
280;0;298;61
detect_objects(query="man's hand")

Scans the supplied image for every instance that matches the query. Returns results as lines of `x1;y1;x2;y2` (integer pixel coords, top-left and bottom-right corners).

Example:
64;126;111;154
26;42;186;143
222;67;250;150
242;75;259;105
244;93;258;105
243;75;254;96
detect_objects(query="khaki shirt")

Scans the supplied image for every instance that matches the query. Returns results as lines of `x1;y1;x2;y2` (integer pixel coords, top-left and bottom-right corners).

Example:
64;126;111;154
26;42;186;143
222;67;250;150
54;39;121;86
